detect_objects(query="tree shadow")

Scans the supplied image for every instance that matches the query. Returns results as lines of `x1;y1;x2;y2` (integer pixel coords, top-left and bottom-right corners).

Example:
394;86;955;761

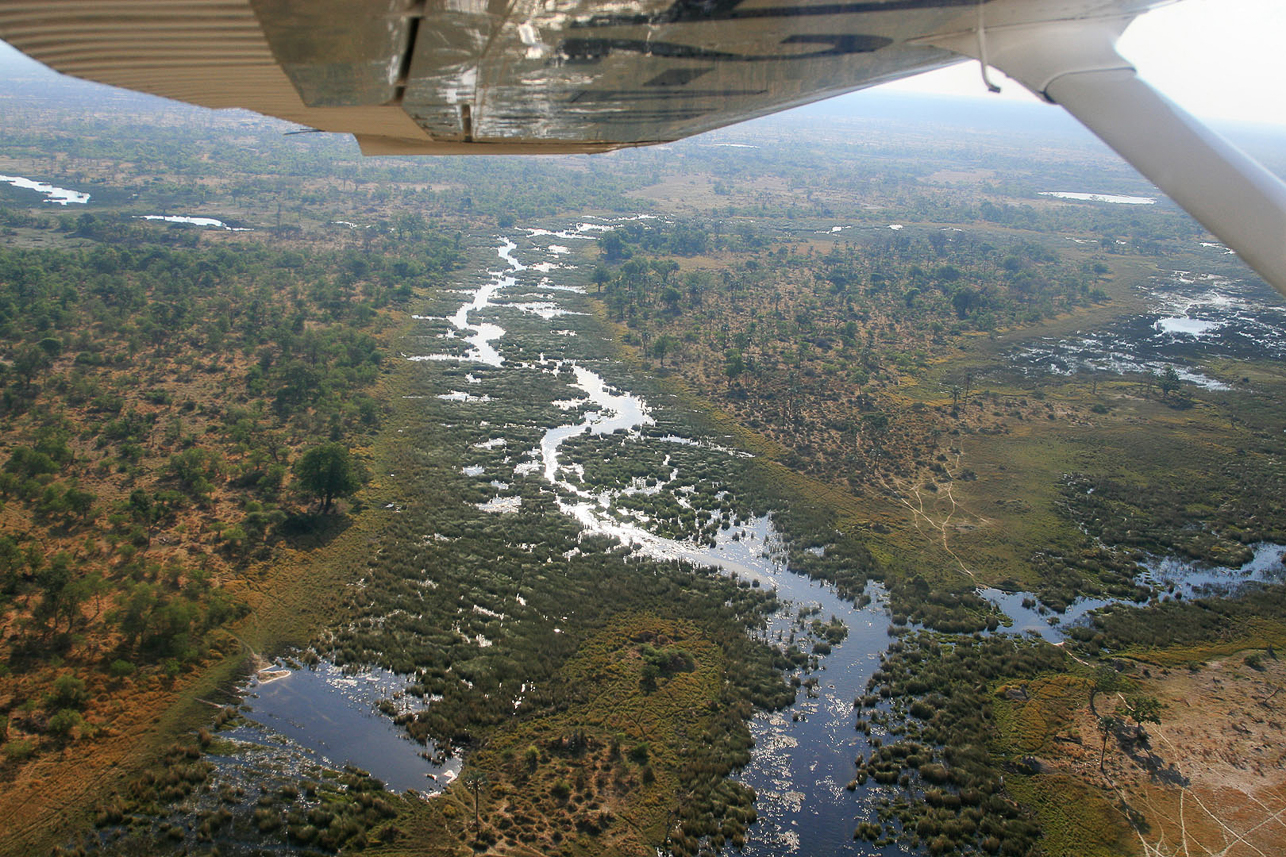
1121;731;1190;787
1116;797;1152;835
274;511;353;549
6;631;74;673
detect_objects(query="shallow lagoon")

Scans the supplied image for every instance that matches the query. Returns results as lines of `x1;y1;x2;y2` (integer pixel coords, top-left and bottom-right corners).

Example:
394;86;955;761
1010;269;1286;389
238;661;457;796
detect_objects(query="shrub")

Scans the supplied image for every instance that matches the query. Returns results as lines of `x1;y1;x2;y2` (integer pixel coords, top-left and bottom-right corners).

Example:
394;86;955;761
108;659;137;678
3;739;36;763
50;674;88;709
166;448;224;499
48;708;83;736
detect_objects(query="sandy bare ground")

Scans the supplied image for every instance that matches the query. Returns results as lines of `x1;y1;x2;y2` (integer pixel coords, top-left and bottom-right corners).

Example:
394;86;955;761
1103;655;1286;856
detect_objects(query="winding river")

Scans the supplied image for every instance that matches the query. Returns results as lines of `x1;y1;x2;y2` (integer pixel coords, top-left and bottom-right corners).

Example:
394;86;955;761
235;223;1284;850
432;227;911;853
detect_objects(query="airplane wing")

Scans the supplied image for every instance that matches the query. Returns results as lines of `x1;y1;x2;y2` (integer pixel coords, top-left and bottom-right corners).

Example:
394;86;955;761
0;0;1162;154
2;0;1284;293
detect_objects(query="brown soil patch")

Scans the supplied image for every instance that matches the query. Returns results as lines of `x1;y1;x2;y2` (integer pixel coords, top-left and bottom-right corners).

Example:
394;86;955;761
1118;656;1286;856
1020;654;1286;856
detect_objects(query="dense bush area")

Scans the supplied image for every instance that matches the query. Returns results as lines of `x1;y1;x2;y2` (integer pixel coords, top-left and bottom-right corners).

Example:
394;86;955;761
855;632;1069;855
1063;470;1286;568
0;214;461;772
1067;584;1286;657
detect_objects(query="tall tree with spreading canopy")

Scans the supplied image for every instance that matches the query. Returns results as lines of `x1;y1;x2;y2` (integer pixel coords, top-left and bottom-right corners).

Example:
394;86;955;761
293;443;361;513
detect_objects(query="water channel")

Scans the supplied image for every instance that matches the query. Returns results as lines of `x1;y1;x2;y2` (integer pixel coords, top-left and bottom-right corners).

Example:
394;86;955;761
979;540;1285;642
234;223;1284;851
0;171;255;228
1038;191;1155;205
135;214;251;231
0;173;89;205
431;226;911;853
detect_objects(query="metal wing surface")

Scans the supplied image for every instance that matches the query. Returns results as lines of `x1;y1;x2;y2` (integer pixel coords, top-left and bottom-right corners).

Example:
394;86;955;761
0;0;1154;155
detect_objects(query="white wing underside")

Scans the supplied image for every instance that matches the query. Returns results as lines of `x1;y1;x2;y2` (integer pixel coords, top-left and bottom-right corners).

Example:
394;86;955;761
2;0;1285;293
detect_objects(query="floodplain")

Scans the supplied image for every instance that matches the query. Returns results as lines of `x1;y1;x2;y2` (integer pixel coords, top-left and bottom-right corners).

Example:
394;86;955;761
0;59;1284;857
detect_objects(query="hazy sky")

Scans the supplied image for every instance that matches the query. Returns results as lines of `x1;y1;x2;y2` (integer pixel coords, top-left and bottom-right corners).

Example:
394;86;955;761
880;0;1286;126
1;0;1282;127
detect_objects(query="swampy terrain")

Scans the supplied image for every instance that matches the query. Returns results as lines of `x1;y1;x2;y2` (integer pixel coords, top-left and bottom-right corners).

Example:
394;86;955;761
2;55;1285;857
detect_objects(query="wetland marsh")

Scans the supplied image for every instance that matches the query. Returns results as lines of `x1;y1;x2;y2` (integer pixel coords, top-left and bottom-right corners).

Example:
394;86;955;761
212;221;1286;856
3;73;1285;857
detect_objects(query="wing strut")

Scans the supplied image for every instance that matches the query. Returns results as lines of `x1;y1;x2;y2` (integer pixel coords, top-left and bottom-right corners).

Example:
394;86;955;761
933;18;1286;297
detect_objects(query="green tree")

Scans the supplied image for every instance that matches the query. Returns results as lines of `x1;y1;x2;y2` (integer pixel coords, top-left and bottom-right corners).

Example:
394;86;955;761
36;336;63;359
461;769;489;833
592;264;611;294
64;485;97;522
661;285;682;312
862;411;890;432
1088;664;1121;715
724;349;744;384
294;443;361;513
1158;365;1181;399
1097;714;1118;770
652;335;676;367
12;345;52;388
33;552;76;633
600;231;630;263
1122;695;1163;735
